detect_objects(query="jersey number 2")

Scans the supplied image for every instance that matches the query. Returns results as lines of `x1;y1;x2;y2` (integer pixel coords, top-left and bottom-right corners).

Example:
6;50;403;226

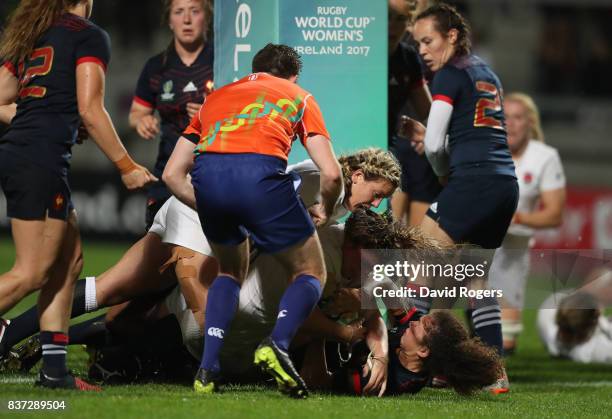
18;46;54;99
474;81;503;129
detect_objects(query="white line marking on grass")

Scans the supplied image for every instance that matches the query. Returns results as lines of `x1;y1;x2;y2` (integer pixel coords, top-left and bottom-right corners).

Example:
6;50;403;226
0;376;36;384
536;381;612;387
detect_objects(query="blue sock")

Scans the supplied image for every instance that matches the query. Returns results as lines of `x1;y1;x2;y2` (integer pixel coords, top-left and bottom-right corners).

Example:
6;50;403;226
470;296;503;355
271;274;322;352
200;275;241;372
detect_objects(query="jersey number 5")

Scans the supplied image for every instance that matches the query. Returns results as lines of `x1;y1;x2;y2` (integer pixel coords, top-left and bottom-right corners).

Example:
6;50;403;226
474;81;503;129
18;46;54;99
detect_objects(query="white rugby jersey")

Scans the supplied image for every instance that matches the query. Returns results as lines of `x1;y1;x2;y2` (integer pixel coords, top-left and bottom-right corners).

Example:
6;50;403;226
537;292;612;364
508;140;565;237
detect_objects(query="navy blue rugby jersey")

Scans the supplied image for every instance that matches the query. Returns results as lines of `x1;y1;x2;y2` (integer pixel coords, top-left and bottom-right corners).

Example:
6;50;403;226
430;55;515;178
0;13;110;176
133;43;213;179
388;42;426;139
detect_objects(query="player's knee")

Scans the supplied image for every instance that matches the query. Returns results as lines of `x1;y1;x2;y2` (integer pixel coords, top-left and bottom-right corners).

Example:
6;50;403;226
14;269;49;293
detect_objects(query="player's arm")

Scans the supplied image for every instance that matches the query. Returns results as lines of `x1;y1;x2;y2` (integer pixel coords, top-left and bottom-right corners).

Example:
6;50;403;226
514;187;566;228
361;310;388;397
76;62;157;190
129;100;159;140
0;103;16;124
163;136;196;210
304;135;342;226
422;100;452;177
408;82;432;122
0;65;18;105
299;306;365;344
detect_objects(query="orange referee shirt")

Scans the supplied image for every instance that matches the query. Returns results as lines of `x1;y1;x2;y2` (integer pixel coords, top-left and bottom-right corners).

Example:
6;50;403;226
182;72;330;161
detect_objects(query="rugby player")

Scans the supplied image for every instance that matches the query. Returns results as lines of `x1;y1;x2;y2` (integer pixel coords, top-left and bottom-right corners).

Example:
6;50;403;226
388;0;442;226
0;0;155;390
488;93;566;354
129;0;213;228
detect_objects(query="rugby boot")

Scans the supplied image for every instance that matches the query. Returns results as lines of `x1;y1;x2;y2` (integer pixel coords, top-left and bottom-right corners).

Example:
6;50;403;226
193;367;221;394
36;370;102;391
0;335;41;373
254;336;309;399
486;367;510;394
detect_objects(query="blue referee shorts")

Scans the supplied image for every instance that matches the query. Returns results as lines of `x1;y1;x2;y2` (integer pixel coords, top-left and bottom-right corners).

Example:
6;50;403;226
191;153;315;254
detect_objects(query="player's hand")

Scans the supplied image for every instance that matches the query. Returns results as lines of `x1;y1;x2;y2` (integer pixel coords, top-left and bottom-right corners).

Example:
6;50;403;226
121;164;158;190
341;320;366;345
362;354;388;397
186;102;202;119
332;288;362;315
399;115;426;140
76;123;89;144
308;203;329;228
136;115;160;140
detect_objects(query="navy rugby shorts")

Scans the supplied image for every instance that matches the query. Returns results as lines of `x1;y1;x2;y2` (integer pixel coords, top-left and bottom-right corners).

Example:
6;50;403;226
425;174;518;249
191;153;315;253
0;151;73;221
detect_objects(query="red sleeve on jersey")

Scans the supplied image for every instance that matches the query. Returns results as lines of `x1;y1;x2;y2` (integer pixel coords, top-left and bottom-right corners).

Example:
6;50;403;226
432;94;454;105
76;56;107;72
133;95;154;109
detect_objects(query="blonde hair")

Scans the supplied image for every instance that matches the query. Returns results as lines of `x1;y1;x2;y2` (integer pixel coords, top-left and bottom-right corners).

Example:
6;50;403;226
0;0;84;63
338;148;401;196
162;0;213;42
505;92;545;142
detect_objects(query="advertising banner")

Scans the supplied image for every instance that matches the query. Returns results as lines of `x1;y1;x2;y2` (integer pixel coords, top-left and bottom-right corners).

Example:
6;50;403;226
214;0;387;162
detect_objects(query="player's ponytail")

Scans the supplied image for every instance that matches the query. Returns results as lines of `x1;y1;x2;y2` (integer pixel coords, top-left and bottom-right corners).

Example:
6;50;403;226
422;311;502;395
0;0;82;63
416;3;472;58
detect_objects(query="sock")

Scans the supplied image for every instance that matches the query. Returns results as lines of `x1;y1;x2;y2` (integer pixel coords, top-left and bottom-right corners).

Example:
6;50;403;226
71;277;98;315
40;331;69;378
271;274;322;352
68;314;109;347
406;284;432;314
470;296;503;355
200;275;240;372
0;278;96;355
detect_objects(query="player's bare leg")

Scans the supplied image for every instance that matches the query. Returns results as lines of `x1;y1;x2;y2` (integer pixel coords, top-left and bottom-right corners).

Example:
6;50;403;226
420;215;455;247
391;190;410;225
95;233;175;307
0;217;66;315
408;201;431;227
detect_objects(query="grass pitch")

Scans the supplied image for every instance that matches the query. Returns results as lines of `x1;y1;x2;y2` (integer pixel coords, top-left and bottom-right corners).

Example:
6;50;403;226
1;237;611;418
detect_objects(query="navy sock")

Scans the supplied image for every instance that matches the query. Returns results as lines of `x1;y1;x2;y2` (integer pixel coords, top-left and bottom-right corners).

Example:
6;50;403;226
200;275;240;372
68;315;108;347
40;331;69;378
271;275;322;352
470;296;503;355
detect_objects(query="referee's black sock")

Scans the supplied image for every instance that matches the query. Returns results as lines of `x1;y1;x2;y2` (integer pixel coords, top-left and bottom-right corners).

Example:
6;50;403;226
40;331;69;378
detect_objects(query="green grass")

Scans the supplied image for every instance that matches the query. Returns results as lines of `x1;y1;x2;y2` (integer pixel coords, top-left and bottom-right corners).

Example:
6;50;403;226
1;236;612;418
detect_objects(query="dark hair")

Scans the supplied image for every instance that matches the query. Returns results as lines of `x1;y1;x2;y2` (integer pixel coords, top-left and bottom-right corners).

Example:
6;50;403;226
556;292;600;348
415;3;471;57
422;311;502;395
251;43;302;79
0;0;84;63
